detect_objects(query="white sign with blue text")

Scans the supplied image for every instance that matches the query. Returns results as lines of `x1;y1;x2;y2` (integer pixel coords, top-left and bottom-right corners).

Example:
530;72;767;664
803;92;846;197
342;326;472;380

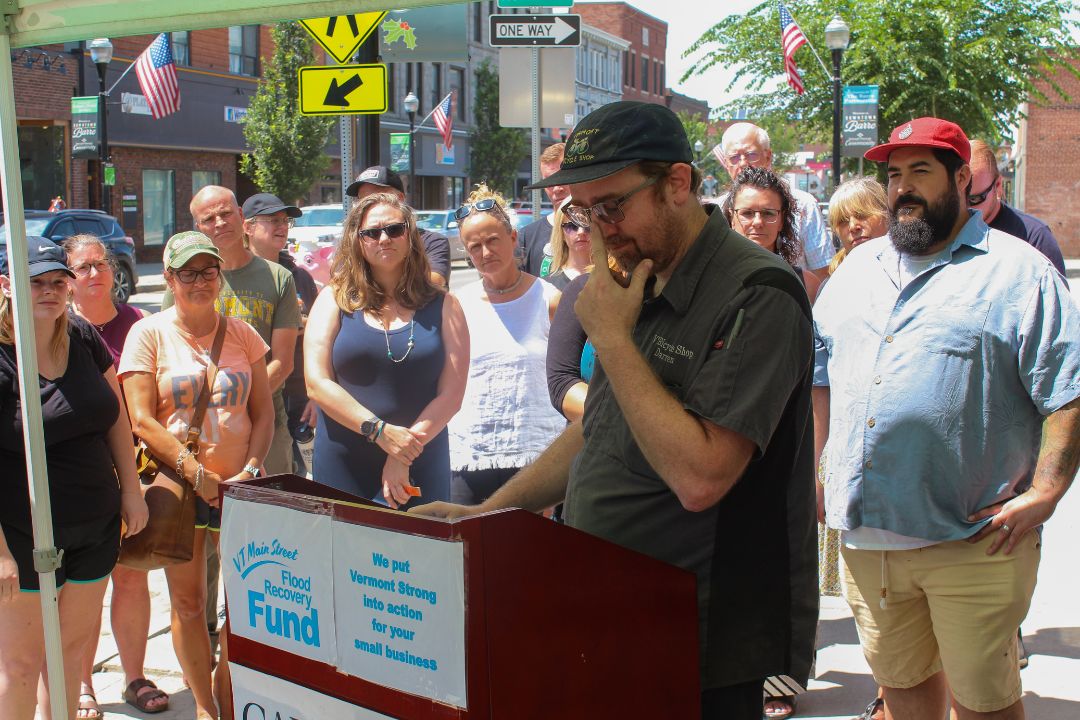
230;663;394;719
333;522;467;707
221;498;337;666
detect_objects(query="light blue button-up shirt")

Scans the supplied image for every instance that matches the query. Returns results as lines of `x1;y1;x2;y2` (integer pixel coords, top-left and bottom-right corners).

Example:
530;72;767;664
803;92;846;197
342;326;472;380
813;211;1080;541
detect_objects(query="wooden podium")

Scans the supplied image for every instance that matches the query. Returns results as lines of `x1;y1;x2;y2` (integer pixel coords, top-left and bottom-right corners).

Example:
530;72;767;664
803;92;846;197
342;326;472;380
221;475;699;719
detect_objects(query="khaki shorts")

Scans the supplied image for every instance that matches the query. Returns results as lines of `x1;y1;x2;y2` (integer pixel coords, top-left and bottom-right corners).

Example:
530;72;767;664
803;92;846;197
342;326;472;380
841;532;1040;713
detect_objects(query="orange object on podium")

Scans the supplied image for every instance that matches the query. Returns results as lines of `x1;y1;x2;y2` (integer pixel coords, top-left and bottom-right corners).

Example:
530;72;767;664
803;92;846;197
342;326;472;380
221;474;699;719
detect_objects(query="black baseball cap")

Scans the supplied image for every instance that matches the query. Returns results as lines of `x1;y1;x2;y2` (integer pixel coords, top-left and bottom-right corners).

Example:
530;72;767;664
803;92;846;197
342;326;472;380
0;236;76;278
346;165;406;197
241;192;302;219
526;101;694;189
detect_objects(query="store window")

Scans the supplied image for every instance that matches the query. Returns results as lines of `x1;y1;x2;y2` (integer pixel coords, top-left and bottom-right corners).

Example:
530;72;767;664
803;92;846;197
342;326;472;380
229;26;259;76
143;170;175;247
192;171;220;196
172;32;190;66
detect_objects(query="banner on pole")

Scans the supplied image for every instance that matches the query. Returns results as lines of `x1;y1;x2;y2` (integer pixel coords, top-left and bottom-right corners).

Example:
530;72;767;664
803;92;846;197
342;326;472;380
842;85;878;157
389;133;410;172
71;96;101;160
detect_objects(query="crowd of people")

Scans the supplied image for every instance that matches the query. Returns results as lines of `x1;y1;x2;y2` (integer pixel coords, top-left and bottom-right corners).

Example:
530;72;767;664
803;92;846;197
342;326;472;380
0;100;1076;720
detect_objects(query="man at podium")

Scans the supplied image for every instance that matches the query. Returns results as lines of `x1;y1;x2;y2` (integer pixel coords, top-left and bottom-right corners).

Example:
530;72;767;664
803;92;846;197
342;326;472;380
414;101;818;720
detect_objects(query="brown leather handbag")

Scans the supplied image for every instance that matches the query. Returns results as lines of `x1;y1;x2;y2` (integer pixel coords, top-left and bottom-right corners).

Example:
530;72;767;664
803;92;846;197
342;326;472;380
118;317;227;570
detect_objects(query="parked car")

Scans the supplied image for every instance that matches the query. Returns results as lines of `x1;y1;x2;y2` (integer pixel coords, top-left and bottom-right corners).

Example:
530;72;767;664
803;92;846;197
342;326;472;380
414;210;466;262
289;203;345;246
0;209;138;302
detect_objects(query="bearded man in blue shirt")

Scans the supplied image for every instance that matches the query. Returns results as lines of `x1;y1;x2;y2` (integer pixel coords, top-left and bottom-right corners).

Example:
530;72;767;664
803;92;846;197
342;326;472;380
813;117;1080;720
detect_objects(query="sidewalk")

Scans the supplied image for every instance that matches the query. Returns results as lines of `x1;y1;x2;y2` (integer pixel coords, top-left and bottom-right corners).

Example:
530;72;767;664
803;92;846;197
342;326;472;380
81;477;1080;720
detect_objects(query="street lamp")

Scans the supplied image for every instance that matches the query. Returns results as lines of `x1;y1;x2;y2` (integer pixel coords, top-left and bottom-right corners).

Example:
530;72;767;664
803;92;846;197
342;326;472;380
403;91;419;206
693;139;704;166
824;15;850;193
88;37;113;214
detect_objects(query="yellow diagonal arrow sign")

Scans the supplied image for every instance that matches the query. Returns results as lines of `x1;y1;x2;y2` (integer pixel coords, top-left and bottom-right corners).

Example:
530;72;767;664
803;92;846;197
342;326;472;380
298;65;387;116
299;12;387;64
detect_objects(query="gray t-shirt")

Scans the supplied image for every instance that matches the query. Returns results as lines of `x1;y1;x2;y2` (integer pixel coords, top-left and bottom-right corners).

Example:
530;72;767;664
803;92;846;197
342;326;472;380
563;207;818;690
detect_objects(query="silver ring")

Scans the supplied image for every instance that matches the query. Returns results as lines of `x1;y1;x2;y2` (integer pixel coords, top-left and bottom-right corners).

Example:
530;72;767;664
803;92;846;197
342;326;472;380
1000;523;1012;534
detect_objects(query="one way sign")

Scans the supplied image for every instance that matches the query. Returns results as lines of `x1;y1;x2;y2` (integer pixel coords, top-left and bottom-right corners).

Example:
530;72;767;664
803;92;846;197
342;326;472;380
489;14;581;47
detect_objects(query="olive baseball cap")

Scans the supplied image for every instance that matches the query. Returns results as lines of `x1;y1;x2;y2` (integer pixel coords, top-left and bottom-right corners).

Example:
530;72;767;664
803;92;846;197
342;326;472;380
526;101;694;189
162;231;223;269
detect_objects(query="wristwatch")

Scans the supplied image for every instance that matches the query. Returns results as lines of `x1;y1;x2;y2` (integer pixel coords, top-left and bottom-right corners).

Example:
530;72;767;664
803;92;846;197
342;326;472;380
243;464;261;477
360;417;381;441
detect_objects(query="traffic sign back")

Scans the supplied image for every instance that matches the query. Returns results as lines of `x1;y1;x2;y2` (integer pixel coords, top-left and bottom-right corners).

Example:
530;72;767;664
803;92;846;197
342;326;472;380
299;12;387;64
298;65;387;116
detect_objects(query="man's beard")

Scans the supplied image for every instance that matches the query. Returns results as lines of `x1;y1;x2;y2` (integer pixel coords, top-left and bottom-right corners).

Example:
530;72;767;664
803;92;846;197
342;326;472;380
889;180;961;255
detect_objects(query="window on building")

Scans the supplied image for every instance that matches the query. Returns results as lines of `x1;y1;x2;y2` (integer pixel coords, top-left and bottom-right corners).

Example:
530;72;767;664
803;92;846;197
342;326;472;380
450;66;466;121
623;51;629;86
229;26;258;76
416;64;424;115
172;31;190;66
192;171;220;196
473;3;483;43
142;170;175;247
431;63;443;110
659;63;665;93
630;51;636;87
655;61;660;94
577;49;586;83
387;64;396;112
642;57;649;92
642;27;649;47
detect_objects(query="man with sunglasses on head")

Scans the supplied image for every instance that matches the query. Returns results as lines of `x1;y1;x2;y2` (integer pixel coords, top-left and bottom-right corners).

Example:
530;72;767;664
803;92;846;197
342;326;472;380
345;165;450;287
717;122;835;282
414;101;819;719
968;140;1066;277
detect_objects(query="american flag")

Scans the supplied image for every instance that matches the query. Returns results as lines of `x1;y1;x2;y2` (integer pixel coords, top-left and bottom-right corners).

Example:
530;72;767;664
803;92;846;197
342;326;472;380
135;33;181;119
432;91;454;149
779;4;807;95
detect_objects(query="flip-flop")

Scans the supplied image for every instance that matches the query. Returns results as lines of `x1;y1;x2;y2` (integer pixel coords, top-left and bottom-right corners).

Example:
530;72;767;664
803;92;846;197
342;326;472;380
123;678;170;714
77;693;102;719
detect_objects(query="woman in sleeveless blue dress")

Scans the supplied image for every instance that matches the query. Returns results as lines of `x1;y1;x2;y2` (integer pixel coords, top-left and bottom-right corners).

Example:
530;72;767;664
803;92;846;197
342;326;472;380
304;193;469;508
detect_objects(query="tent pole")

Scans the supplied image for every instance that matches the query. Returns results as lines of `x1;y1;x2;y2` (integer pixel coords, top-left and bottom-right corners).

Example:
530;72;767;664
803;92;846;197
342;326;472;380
0;29;70;720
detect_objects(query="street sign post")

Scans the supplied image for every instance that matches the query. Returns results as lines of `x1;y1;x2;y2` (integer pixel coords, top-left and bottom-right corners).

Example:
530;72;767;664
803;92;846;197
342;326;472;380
298;64;387;116
489;14;581;47
299;12;387;64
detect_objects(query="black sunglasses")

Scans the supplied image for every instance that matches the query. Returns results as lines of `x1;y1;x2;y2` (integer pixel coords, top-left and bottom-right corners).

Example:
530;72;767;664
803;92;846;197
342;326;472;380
561;221;587;234
455;198;506;222
967;176;998;206
358;222;408;241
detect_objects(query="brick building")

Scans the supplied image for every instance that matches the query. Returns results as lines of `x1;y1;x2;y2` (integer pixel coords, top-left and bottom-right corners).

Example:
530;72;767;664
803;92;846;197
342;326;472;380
1012;55;1080;258
573;2;668;106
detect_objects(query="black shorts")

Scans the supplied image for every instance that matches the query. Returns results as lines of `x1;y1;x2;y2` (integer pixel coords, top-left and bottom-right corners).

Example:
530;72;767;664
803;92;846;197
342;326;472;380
195;497;222;532
3;514;121;592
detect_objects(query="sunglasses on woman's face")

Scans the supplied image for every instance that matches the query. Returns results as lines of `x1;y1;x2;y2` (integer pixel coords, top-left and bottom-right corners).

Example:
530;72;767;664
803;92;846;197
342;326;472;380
358;222;408;242
561;221;588;235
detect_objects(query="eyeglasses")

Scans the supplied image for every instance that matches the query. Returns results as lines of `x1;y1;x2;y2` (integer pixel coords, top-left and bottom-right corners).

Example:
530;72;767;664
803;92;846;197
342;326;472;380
733;208;781;224
251;216;295;229
967;177;999;206
564;176;658;228
70;260;112;277
358;222;408;242
726;151;761;165
171;265;221;284
561;221;588;235
454;198;508;222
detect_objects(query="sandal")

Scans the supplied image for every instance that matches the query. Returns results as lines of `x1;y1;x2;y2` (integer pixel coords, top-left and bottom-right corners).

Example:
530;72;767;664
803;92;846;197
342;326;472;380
77;693;102;719
764;694;796;719
854;697;885;720
123;678;170;714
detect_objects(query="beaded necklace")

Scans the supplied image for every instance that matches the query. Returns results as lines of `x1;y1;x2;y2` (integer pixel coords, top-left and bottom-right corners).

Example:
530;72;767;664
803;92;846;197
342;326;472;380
383;319;416;363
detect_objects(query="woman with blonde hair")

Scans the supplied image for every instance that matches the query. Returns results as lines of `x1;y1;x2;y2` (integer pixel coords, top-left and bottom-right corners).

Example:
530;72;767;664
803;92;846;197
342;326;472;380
826;177;889;274
0;238;147;720
448;185;564;504
306;193;468;507
543;203;592;291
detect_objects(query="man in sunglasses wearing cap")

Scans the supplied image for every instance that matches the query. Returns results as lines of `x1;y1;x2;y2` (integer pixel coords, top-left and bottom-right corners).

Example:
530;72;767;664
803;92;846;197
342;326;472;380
813;117;1080;719
414;101;819;718
345;165;451;287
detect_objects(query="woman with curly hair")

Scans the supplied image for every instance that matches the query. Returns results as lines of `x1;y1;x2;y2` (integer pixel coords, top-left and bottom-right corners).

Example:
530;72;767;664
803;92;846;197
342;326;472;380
724;166;821;303
305;193;468;508
448;185;564;505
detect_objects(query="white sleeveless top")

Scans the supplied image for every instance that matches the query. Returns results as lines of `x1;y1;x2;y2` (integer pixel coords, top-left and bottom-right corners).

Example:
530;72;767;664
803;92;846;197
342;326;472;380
449;277;566;471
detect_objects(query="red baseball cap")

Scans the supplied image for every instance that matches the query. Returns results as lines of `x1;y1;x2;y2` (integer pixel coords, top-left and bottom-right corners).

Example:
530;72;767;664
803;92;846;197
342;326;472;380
864;117;971;164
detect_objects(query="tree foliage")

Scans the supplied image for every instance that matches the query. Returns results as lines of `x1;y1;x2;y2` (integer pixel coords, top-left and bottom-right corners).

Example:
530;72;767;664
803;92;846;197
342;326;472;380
467;59;528;197
684;0;1079;145
240;23;334;204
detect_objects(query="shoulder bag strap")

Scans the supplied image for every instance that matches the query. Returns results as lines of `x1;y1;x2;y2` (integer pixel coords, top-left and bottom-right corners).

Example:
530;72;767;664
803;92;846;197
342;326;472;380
184;315;228;451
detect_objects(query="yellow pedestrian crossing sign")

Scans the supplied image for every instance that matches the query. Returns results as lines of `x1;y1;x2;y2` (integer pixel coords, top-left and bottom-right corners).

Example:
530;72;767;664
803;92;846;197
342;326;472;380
298;65;387;116
299;12;387;64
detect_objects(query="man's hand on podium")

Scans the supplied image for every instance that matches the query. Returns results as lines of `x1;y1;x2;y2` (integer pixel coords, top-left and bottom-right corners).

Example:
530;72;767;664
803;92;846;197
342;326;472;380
409;501;480;520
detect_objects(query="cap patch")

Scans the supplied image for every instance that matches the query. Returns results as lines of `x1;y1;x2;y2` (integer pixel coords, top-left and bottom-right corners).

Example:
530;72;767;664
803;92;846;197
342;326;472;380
898;123;913;140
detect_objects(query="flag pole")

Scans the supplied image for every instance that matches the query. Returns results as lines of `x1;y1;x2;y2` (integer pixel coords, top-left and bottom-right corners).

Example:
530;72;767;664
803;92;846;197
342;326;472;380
783;7;832;79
